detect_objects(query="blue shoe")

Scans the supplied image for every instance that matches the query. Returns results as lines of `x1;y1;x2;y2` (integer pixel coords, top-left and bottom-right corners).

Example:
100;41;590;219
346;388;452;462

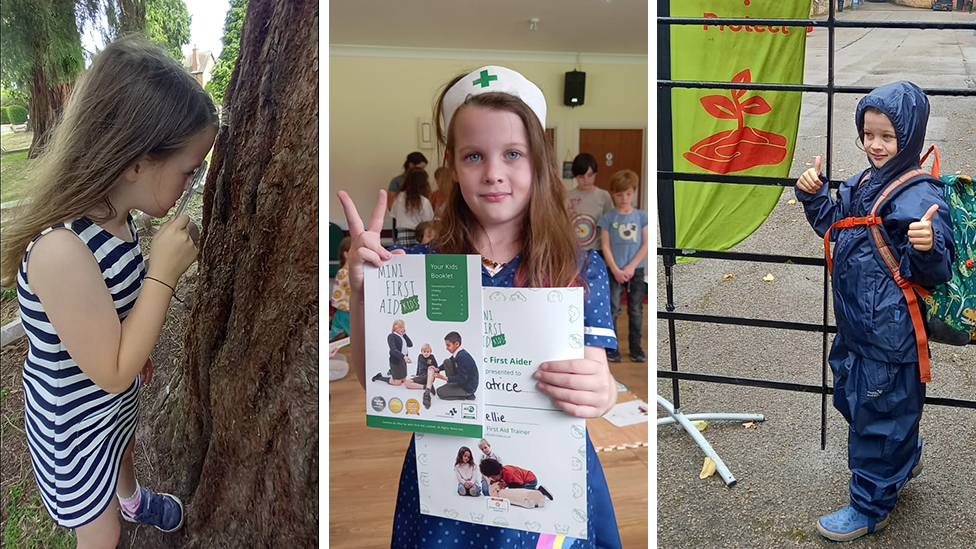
121;487;185;532
816;505;888;542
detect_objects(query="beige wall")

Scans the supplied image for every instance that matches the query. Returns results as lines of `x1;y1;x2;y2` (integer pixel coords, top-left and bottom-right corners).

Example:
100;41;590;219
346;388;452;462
328;51;648;227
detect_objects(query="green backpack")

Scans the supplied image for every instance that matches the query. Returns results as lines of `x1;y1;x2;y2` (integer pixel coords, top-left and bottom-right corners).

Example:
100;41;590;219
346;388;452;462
920;170;976;346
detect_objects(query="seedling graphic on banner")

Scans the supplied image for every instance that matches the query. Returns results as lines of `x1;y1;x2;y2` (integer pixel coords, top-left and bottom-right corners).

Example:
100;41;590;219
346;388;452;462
683;69;788;174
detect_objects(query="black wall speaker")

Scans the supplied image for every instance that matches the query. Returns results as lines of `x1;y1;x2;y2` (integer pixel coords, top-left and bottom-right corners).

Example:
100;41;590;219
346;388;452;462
564;71;585;107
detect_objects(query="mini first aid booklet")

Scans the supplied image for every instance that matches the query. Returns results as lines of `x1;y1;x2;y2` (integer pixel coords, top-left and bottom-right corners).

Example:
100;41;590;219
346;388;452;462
364;254;484;437
415;288;589;539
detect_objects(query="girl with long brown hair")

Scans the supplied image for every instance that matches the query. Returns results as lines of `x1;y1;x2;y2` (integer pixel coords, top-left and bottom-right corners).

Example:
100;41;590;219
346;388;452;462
338;65;621;548
0;36;216;546
389;167;434;247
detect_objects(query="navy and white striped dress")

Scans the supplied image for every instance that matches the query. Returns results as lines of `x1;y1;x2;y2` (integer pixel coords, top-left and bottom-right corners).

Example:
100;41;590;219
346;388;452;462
17;216;144;528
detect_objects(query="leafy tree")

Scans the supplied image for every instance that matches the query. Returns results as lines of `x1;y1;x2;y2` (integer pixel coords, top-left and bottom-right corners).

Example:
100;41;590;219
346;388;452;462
0;0;85;156
145;0;191;60
204;0;248;104
0;88;29;110
93;0;191;61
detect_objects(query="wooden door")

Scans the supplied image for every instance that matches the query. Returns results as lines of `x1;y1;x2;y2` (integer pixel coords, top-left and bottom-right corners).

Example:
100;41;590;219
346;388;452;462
579;128;644;205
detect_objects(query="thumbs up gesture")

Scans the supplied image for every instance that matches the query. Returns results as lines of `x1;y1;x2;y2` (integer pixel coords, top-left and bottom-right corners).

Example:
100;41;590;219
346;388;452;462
796;155;824;194
908;204;939;252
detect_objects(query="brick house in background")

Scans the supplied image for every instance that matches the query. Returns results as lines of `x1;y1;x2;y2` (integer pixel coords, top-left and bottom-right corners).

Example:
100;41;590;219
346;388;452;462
183;45;216;88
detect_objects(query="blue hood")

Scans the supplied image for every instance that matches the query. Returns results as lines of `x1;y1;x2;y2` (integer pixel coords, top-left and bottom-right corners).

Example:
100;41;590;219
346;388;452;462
855;81;930;185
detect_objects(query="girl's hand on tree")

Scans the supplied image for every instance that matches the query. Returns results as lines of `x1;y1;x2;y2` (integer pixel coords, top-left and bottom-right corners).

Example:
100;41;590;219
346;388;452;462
141;357;154;386
534;352;615;418
147;215;197;287
796;155;825;194
908;204;939;252
337;190;405;297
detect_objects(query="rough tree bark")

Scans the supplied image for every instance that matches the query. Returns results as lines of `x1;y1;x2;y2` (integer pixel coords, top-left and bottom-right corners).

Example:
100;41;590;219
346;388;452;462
148;0;319;547
27;63;71;158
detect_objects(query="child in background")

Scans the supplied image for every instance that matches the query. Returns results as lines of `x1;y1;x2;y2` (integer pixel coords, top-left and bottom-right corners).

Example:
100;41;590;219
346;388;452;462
455;447;481;497
597;169;648;363
390;167;434;248
329;236;352;340
567;152;614;257
479;458;553;501
386;151;428;210
0;36;214;543
795;81;953;542
413;220;436;245
430;166;451;214
339;64;622;548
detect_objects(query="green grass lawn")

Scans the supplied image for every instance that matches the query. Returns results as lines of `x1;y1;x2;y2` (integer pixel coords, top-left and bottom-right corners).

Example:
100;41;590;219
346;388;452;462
0;152;32;204
0;130;33;152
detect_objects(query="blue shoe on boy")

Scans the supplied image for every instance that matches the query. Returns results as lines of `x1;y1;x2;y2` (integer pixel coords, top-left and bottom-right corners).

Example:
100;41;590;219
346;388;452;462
815;505;888;542
121;487;185;532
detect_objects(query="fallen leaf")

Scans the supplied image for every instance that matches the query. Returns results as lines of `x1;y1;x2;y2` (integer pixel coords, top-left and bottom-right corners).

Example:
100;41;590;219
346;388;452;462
787;198;797;205
700;457;717;479
691;420;708;431
762;273;775;282
743;421;755;428
723;273;734;281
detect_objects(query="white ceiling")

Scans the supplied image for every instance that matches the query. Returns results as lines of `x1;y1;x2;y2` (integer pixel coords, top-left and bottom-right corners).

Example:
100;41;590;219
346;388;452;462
328;0;649;55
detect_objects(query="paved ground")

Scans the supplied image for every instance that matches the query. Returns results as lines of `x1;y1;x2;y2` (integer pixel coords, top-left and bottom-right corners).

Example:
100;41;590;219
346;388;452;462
657;5;975;548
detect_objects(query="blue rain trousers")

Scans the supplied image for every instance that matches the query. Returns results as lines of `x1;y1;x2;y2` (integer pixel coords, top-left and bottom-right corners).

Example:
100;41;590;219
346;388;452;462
829;335;924;519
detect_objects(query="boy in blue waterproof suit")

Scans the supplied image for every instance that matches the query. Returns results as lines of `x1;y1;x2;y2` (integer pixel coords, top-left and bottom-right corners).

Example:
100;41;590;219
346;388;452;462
795;81;954;542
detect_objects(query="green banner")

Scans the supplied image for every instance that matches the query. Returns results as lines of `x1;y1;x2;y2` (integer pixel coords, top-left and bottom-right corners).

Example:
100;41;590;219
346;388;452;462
425;255;469;321
366;415;483;437
670;0;807;255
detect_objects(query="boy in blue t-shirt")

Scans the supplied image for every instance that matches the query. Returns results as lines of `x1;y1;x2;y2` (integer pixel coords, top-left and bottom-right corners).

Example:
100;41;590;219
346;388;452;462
597;170;649;362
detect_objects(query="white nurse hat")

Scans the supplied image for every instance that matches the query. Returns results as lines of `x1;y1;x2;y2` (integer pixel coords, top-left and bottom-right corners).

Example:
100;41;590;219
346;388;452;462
441;66;547;130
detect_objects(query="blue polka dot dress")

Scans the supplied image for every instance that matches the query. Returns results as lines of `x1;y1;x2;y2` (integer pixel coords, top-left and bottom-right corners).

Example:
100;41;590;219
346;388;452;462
389;244;622;549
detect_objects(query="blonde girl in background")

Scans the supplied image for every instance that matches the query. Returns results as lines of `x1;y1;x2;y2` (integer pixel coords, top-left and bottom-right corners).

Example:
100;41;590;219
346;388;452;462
0;36;215;547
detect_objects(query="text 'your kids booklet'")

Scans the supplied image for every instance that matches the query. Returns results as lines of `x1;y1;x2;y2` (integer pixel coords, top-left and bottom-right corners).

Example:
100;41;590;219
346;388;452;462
414;288;589;539
365;255;484;437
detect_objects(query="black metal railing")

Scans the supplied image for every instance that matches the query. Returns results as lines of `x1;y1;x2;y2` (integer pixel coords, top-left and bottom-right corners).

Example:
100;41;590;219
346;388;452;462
657;2;976;451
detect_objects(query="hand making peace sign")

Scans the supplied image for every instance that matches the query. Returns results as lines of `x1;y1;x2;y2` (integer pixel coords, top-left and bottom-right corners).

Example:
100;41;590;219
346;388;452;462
337;190;405;296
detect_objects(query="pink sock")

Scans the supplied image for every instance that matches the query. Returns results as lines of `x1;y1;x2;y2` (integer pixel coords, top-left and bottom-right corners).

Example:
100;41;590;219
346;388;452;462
118;481;142;515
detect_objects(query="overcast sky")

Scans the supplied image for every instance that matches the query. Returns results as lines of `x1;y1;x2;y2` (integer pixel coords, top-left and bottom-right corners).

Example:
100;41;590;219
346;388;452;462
182;0;231;58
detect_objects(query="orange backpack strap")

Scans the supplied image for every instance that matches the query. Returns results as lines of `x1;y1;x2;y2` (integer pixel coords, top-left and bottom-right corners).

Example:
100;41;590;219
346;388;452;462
920;145;940;179
823;215;882;274
866;168;931;382
823;168;933;382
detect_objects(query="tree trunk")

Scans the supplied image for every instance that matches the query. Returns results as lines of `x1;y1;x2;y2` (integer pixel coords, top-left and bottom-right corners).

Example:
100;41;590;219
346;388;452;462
147;0;319;547
27;58;72;158
118;0;147;34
